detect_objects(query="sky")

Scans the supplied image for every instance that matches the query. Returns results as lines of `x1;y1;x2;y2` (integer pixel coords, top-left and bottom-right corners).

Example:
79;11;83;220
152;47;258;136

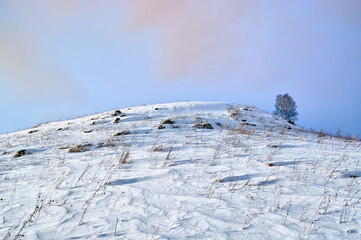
0;0;360;136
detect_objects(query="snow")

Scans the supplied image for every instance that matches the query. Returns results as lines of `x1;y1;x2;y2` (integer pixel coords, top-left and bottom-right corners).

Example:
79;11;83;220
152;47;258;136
0;101;360;239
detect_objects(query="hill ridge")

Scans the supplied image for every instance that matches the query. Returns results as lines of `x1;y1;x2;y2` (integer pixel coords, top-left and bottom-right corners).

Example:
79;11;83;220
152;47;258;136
1;101;360;239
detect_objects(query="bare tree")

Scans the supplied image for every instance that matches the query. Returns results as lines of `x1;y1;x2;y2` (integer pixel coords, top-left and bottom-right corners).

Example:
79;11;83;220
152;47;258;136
273;94;298;123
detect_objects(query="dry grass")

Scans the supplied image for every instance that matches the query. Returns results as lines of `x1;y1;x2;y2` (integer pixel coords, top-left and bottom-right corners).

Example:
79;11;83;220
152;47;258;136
119;151;130;164
227;105;242;120
68;144;93;153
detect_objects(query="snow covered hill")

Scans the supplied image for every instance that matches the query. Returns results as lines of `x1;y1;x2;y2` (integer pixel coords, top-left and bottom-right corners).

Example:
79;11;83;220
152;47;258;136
1;102;360;239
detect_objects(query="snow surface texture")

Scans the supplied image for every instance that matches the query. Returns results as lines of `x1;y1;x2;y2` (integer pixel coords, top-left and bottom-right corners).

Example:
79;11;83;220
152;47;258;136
1;101;361;239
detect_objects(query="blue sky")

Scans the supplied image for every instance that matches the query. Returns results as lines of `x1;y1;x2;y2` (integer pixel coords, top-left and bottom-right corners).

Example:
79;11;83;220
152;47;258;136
0;1;361;136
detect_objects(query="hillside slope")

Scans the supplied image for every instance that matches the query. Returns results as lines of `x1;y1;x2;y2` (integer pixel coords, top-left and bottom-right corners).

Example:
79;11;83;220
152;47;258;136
0;102;360;239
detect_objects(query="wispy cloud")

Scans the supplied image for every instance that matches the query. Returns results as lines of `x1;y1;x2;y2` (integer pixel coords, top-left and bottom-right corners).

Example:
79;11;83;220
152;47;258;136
124;0;255;80
0;24;70;100
0;1;87;101
124;0;361;85
0;0;360;97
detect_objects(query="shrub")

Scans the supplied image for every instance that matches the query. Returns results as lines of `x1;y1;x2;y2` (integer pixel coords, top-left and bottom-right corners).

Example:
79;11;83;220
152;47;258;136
273;93;298;122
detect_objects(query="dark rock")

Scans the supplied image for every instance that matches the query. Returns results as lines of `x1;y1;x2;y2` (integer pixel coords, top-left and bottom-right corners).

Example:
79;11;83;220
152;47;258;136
193;123;214;129
114;130;130;136
241;122;256;127
287;120;295;125
14;150;28;158
161;119;175;124
28;130;38;134
112;110;122;116
158;125;165;129
114;118;120;123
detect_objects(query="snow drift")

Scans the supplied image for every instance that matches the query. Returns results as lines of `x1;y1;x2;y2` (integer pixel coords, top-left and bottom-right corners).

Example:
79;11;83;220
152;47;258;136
0;102;360;239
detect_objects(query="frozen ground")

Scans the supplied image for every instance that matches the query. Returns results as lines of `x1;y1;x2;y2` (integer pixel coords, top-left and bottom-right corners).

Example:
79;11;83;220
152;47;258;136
0;101;361;239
